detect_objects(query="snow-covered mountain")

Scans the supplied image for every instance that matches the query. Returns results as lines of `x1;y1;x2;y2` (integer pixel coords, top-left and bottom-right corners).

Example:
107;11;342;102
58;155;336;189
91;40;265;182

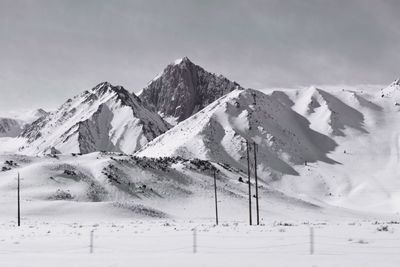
137;88;337;179
0;118;24;137
379;78;400;103
24;108;49;123
292;87;368;137
135;80;400;213
0;109;48;138
1;56;400;218
19;82;170;155
139;57;243;125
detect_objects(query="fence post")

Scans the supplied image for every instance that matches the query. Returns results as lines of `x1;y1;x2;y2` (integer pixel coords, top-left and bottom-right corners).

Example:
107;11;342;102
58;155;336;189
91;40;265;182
193;228;197;253
90;230;94;254
310;226;314;255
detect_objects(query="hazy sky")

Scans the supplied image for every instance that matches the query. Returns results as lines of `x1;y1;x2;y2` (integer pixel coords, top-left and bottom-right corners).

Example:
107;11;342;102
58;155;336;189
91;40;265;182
0;0;399;113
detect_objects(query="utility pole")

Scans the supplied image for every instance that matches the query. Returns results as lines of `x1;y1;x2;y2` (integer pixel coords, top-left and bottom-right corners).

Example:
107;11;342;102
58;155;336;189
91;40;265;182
253;142;260;225
213;169;219;225
246;140;252;225
310;227;314;255
17;172;20;227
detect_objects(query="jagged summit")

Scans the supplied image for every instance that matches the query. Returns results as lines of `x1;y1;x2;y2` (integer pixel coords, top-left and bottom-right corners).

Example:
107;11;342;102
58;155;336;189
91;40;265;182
139;57;243;124
379;77;400;101
87;82;129;98
172;56;191;66
34;108;48;118
92;81;124;92
20;82;169;155
391;78;400;86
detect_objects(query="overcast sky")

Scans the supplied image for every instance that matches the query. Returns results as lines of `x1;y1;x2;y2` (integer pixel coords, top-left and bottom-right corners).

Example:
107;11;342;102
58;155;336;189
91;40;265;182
0;0;399;113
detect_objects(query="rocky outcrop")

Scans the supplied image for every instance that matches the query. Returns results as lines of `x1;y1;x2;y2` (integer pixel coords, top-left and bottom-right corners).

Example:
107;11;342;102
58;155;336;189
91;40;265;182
139;57;243;124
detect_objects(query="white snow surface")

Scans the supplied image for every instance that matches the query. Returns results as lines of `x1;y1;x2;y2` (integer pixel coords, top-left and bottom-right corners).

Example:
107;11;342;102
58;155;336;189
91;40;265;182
136;82;400;214
1;219;399;267
17;82;169;155
174;57;184;65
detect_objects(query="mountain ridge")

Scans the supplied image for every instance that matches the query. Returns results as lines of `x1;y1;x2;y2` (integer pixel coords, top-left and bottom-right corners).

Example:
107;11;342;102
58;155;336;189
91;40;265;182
19;82;170;155
137;88;338;179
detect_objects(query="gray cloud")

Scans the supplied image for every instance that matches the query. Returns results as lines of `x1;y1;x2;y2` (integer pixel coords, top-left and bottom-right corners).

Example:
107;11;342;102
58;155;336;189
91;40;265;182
0;0;399;113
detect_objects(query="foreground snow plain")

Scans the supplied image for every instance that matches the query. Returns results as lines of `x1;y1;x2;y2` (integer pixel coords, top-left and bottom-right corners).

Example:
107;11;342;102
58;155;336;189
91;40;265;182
0;219;399;267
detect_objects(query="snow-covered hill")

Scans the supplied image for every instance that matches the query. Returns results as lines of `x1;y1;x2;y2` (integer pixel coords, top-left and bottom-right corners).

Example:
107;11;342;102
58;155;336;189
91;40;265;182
19;82;170;155
292;87;368;136
0;152;357;221
137;88;337;178
135;80;400;214
139;57;243;125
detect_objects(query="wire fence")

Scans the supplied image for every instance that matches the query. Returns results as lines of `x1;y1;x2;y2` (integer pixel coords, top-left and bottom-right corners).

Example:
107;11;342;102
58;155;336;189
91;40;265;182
0;226;399;255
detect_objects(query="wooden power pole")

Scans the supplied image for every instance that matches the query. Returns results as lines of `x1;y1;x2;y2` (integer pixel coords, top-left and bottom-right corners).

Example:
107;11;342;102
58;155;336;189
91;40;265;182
213;169;219;225
246;140;252;225
253;142;260;225
17;172;20;227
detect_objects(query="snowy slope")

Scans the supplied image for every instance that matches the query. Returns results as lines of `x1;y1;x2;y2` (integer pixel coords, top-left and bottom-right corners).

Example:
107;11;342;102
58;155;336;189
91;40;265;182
0;118;24;137
135;80;400;214
378;78;400;107
137;88;337;178
3;77;400;218
139;57;243;124
262;82;400;213
19;82;170;155
0;109;48;138
292;87;369;136
0;152;339;221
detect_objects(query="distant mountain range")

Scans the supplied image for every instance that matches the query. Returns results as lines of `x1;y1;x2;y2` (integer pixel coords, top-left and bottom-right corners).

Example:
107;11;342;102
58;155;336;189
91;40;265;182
1;57;399;179
15;57;244;155
1;57;400;216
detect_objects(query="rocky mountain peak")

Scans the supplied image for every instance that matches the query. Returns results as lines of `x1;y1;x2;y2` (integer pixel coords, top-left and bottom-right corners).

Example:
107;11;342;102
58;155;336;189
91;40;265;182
139;57;243;124
173;56;192;65
20;82;169;155
392;78;400;86
91;81;127;96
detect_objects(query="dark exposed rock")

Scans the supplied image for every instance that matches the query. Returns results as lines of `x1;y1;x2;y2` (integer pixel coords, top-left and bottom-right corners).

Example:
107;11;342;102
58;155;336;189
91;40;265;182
139;57;243;123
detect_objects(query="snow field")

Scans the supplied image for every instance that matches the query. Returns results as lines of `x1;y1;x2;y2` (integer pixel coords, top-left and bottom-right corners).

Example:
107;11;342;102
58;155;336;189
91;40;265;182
0;220;399;267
